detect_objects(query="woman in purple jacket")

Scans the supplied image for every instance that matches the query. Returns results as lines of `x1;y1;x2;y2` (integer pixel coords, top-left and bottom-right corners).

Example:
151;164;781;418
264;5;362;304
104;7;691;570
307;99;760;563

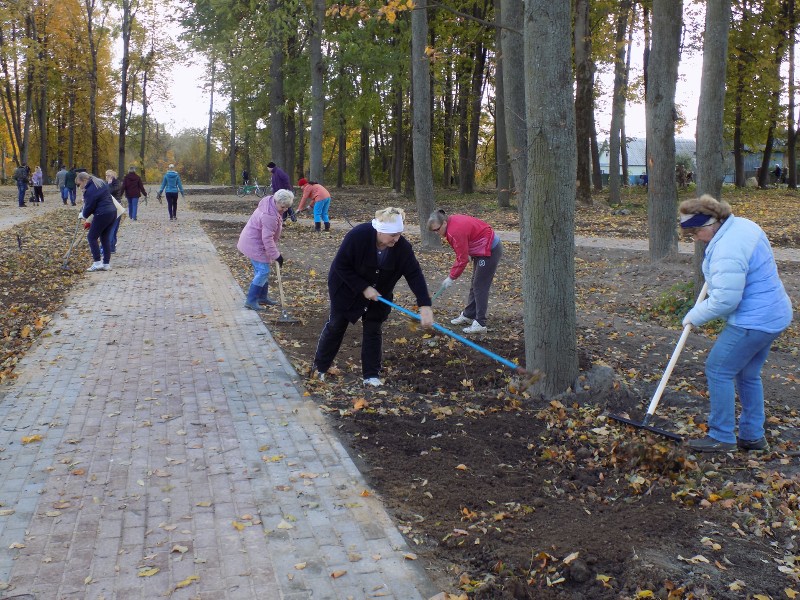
236;189;294;311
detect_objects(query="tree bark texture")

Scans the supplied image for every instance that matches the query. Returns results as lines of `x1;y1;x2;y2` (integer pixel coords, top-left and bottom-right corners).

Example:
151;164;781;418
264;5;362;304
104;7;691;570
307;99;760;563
268;0;286;168
523;0;577;396
494;1;510;208
309;0;325;183
574;0;593;205
645;0;682;262
501;0;527;209
608;1;630;206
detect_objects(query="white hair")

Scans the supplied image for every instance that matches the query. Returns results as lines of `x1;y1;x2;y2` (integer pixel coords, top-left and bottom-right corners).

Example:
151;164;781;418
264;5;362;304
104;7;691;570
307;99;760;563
273;189;294;208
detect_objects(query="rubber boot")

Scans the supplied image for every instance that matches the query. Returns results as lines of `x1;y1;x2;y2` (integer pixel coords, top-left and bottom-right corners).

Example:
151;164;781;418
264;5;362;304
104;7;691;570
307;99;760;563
324;222;330;232
314;222;321;233
258;282;279;306
244;284;265;311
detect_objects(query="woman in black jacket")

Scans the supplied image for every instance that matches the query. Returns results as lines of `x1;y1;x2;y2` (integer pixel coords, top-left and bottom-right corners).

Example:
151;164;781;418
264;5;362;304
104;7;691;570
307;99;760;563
312;207;434;387
77;172;117;271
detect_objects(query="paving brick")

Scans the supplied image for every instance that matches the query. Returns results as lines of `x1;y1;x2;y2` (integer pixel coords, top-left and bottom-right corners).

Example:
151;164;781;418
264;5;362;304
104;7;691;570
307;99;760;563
0;203;435;600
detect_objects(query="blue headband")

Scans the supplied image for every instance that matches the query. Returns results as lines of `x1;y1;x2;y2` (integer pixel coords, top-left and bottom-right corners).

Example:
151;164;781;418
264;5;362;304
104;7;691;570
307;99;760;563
680;213;717;228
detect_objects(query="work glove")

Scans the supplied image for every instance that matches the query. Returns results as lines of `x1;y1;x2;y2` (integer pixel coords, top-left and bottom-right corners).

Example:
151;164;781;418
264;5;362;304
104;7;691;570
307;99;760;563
441;276;455;290
83;222;91;230
78;212;84;219
682;314;695;327
276;254;284;268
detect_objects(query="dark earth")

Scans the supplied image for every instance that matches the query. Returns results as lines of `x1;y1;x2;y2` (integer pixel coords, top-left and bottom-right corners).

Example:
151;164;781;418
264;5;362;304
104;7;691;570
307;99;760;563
2;186;800;599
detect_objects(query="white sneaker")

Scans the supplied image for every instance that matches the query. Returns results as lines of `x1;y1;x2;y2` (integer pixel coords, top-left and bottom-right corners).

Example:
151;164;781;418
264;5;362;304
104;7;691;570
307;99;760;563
450;313;471;325
100;264;111;271
462;320;487;334
87;262;103;272
363;377;382;387
312;370;325;382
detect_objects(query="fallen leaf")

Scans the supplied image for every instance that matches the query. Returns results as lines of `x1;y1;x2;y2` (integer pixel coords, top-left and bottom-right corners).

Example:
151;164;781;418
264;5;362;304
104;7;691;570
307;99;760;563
330;569;347;578
403;553;418;560
21;435;42;444
137;567;159;577
171;545;188;554
173;575;199;591
455;464;468;471
294;562;307;570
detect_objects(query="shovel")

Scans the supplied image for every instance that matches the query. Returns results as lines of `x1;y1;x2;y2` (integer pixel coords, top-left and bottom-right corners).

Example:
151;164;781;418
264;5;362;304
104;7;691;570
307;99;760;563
274;263;300;324
607;281;709;441
62;220;84;270
376;297;542;388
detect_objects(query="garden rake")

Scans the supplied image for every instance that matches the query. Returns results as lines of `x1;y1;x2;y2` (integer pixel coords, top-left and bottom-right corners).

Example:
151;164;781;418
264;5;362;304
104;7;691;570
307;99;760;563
274;263;300;324
607;281;709;442
61;220;84;270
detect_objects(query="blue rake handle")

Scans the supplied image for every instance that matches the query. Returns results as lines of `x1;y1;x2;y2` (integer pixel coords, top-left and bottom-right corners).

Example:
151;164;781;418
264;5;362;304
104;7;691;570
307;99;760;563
376;296;523;373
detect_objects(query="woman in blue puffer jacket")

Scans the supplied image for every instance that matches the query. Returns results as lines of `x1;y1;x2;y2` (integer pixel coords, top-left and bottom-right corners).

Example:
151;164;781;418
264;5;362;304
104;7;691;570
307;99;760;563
157;163;185;221
680;194;793;453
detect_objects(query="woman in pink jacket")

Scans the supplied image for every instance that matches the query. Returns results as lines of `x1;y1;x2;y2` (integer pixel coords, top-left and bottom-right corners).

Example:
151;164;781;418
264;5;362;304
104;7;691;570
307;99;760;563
427;209;503;334
237;189;294;311
296;177;332;232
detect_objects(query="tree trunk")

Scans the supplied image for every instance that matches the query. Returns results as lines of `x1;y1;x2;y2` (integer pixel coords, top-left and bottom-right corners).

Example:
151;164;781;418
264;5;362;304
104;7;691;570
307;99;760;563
392;82;403;193
523;0;577;396
645;0;682;262
789;0;797;189
286;102;297;182
309;0;325;183
337;114;345;188
117;0;133;177
494;1;510;208
501;0;527;209
574;0;593;205
411;0;438;246
205;58;215;183
463;44;487;194
268;0;286;168
442;61;454;188
229;85;236;186
694;0;731;285
139;63;149;181
359;126;372;185
84;0;100;173
609;1;630;206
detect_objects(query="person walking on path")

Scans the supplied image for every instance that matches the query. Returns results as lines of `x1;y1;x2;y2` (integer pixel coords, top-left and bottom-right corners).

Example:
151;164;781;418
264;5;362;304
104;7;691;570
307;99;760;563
427;209;503;334
31;166;44;203
297;177;331;232
267;162;297;223
105;170;124;254
55;165;69;204
680;194;793;453
77;172;117;272
65;167;77;206
122;166;147;221
237;189;294;311
311;207;434;387
157;163;185;221
13;163;29;207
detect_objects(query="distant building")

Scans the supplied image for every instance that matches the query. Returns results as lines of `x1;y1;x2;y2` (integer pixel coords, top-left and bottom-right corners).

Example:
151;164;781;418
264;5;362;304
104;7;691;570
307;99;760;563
599;138;697;185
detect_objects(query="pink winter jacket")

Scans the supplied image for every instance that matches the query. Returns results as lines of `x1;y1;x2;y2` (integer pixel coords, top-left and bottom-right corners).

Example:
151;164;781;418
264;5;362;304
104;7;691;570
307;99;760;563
444;214;496;280
237;196;283;263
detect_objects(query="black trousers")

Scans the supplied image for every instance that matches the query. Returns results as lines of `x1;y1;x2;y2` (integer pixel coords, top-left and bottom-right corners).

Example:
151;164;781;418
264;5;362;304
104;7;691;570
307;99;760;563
313;312;384;379
166;192;178;218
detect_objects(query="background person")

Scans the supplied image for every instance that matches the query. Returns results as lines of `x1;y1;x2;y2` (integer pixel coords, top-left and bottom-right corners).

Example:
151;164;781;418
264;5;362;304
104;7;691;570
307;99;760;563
311;207;434;387
65;167;77;206
680;194;793;453
13;163;28;207
267;162;296;223
56;165;69;204
122;166;147;221
77;172;116;272
158;163;185;221
427;209;503;334
32;166;44;202
105;170;124;254
297;177;331;232
236;189;294;311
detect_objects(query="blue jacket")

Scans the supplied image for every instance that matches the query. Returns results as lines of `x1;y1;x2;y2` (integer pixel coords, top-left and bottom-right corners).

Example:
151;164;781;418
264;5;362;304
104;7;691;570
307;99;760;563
685;215;793;333
81;178;116;218
158;169;184;194
328;223;431;323
270;166;292;192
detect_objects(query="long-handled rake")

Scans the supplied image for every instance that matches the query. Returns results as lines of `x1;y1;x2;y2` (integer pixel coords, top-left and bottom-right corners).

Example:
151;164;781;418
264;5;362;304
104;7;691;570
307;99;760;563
274;263;300;324
61;220;84;270
376;297;542;389
607;281;709;441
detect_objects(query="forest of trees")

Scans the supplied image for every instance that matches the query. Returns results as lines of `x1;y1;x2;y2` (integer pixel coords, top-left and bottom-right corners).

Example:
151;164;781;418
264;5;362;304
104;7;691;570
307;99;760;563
2;0;798;393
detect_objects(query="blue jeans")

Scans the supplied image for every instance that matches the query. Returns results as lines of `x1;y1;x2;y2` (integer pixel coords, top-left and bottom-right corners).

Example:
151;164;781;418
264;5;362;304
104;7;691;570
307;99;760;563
87;211;117;264
250;259;271;287
312;198;331;223
705;324;782;443
60;187;69;202
17;180;27;206
68;188;76;205
128;197;139;220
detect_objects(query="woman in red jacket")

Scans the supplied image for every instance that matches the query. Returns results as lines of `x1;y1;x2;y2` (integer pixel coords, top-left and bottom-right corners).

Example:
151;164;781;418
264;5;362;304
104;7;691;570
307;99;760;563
427;209;502;334
296;178;332;232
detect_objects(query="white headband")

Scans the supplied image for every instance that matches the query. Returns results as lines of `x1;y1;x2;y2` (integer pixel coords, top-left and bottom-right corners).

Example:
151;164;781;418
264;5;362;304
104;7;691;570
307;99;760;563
372;215;404;234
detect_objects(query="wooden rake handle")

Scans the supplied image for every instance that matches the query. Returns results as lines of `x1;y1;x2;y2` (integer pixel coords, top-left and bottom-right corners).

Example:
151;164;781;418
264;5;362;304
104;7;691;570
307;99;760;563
274;262;287;307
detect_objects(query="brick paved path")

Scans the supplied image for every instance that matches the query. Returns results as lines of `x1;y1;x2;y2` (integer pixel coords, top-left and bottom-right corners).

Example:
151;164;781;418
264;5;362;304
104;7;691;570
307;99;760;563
0;204;436;599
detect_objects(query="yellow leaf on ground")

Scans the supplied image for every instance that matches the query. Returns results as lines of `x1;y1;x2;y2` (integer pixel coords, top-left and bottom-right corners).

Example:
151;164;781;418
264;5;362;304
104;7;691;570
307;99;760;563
137;567;159;577
455;464;468;471
173;575;199;590
232;521;246;531
21;435;42;444
330;570;347;578
786;589;798;599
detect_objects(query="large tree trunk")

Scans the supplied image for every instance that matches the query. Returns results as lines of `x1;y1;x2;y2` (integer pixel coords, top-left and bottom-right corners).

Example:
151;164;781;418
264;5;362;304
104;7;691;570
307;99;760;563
309;0;325;182
117;0;133;178
205;58;215;183
84;0;100;173
411;0;438;246
694;0;731;285
268;0;286;168
392;82;404;193
501;0;527;209
336;114;345;188
645;0;682;262
359;126;372;184
609;1;631;206
463;43;487;194
523;0;577;396
442;61;454;188
229;84;236;186
494;1;510;208
574;0;593;205
789;0;797;189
